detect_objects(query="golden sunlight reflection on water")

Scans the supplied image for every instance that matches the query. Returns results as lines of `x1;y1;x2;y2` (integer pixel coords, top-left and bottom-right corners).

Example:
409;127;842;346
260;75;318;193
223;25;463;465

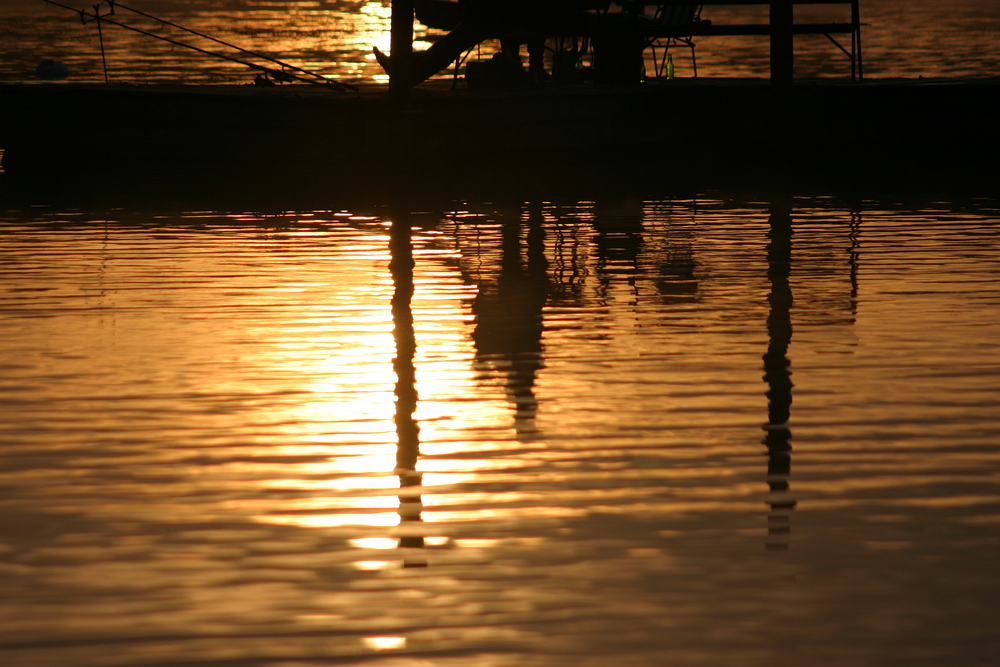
1;199;1000;666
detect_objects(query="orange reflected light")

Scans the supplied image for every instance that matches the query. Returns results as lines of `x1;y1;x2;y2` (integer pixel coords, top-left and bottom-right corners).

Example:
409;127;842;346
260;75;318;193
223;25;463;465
426;507;588;523
453;538;501;548
353;560;392;570
359;1;393;81
258;475;402;491
247;235;529;536
260;513;400;528
288;453;400;475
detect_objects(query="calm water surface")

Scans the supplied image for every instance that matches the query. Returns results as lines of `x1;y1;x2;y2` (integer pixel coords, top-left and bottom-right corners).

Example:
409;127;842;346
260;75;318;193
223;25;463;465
1;195;1000;666
2;0;1000;664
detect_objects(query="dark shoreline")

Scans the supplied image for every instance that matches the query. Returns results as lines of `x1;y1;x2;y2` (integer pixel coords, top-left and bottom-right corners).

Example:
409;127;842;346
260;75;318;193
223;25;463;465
2;77;999;204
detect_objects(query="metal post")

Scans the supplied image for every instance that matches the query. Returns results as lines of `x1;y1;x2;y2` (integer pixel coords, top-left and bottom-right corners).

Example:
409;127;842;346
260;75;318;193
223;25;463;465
770;0;793;86
389;0;414;107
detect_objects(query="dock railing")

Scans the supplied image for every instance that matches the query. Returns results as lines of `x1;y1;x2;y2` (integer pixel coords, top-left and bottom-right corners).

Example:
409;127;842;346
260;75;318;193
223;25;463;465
638;0;863;82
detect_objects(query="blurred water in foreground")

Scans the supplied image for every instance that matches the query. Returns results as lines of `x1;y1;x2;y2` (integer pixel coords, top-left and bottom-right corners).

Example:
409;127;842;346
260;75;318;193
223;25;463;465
1;194;999;666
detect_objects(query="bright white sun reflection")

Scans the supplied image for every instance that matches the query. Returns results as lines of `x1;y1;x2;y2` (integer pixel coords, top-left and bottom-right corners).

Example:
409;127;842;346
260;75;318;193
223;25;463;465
349;537;398;550
353;560;391;571
363;636;407;651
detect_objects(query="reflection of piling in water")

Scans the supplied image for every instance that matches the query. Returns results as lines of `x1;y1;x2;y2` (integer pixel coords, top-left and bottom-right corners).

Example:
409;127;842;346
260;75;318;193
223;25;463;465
763;196;796;550
592;199;645;300
471;205;550;434
390;211;426;566
656;244;698;303
848;210;861;321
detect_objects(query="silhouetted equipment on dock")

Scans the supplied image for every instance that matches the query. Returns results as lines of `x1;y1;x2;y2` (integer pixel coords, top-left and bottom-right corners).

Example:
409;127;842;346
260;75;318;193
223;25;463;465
415;0;462;31
1;0;997;195
403;0;863;86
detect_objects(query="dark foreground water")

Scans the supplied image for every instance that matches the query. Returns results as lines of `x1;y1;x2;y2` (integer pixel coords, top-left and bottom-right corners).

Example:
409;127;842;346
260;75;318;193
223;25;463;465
1;192;1000;666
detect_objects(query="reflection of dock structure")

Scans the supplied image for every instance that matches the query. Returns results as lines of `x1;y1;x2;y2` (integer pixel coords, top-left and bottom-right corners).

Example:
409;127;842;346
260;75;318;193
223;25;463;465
757;197;865;549
443;199;700;430
389;210;427;567
438;198;865;551
469;206;550;435
762;196;796;550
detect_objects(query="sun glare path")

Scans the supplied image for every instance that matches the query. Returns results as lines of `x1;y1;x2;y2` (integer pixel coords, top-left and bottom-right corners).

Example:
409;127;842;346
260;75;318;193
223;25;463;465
249;224;521;541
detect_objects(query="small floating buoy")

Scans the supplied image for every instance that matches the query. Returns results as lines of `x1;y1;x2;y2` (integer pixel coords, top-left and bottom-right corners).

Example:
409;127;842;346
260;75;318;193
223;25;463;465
36;60;70;80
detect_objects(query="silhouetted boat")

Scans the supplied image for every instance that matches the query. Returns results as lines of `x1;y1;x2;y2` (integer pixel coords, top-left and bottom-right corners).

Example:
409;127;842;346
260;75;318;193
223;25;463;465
414;0;461;31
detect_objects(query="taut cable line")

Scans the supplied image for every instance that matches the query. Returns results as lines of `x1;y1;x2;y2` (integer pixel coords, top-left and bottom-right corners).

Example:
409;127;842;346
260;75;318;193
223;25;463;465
42;0;357;92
